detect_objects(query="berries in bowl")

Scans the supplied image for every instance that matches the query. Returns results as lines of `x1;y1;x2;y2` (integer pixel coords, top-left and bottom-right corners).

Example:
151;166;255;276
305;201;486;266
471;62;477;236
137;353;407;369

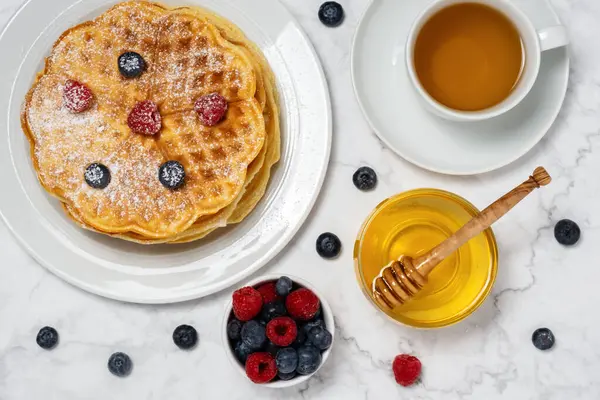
222;275;334;387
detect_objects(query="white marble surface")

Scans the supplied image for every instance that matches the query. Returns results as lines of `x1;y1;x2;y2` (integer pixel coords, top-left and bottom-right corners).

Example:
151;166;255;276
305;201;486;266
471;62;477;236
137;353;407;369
1;0;600;398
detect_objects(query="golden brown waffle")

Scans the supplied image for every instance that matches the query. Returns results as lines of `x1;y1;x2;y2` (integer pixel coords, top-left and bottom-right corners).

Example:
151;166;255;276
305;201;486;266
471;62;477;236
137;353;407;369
22;1;279;243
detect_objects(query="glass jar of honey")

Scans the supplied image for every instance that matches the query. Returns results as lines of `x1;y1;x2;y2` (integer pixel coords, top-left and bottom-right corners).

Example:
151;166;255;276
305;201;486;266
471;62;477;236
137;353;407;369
354;189;498;328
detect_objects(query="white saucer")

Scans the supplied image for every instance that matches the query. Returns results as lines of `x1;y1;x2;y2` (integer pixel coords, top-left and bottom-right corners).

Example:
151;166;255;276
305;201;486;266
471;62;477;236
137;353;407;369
0;0;331;303
352;0;569;175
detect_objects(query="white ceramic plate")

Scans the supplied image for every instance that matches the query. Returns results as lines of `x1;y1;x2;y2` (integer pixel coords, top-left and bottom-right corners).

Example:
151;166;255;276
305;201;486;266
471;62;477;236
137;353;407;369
352;0;569;175
0;0;331;303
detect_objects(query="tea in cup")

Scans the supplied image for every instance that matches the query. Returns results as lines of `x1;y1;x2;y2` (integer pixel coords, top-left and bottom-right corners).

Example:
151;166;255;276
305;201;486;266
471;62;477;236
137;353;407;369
405;0;569;121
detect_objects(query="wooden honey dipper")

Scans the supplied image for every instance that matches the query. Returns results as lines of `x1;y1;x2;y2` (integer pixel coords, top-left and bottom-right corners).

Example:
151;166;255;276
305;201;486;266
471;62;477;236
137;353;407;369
372;167;552;312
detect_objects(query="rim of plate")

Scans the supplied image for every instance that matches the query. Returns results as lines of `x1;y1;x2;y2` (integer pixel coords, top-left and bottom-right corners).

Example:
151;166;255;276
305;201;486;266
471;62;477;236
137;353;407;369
350;0;569;176
0;0;331;303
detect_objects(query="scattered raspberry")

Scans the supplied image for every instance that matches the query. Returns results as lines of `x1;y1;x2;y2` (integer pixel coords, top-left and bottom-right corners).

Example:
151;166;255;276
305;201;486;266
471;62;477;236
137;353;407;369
194;93;228;126
128;100;162;135
285;288;320;321
266;317;297;347
232;287;263;321
256;282;280;304
393;354;421;387
245;352;277;384
63;80;93;113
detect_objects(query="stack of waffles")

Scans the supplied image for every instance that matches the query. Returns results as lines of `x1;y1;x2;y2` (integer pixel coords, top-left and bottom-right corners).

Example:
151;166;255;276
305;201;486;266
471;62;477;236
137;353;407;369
21;1;280;244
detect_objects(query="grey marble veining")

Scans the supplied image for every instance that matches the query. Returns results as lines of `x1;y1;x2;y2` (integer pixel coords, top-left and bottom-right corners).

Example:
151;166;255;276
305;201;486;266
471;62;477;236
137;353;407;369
2;0;600;399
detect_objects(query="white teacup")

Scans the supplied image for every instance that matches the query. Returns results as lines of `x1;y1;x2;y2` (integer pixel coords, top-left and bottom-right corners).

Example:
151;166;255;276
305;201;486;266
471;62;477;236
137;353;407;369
405;0;569;122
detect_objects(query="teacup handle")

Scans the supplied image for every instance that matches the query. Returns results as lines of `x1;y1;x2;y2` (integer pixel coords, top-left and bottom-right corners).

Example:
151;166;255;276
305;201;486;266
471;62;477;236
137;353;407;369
538;25;569;52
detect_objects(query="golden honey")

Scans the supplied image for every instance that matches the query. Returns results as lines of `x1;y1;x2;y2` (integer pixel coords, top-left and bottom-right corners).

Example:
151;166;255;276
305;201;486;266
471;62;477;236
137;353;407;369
354;189;498;328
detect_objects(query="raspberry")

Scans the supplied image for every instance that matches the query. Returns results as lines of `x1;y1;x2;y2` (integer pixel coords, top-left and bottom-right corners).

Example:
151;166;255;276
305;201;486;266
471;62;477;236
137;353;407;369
194;93;228;126
393;354;421;387
266;317;297;347
285;288;320;320
232;286;263;321
245;352;277;384
63;80;93;113
256;282;279;304
128;100;162;135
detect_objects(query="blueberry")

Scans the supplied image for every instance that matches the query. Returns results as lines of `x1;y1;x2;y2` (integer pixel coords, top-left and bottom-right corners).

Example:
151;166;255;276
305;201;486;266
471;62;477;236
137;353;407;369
302;319;325;336
318;2;344;27
108;352;132;377
227;319;243;341
172;324;198;350
292;325;307;349
275;276;293;297
234;340;253;364
316;232;341;259
296;345;322;375
84;163;111;189
36;326;59;350
265;341;280;356
554;219;580;246
241;320;266;350
276;347;299;374
159;160;185;190
118;52;146;78
532;328;555;351
307;326;332;350
278;370;297;381
353;166;377;191
260;300;287;322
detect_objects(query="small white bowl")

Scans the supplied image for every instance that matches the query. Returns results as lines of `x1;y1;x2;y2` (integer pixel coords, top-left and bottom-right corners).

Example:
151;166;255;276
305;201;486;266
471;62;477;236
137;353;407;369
221;274;335;388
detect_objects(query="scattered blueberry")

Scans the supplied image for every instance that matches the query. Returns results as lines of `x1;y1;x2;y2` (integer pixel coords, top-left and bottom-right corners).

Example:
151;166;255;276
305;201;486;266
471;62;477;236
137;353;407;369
159;160;185;190
234;340;253;363
276;347;299;374
172;324;198;350
292;325;307;349
296;345;322;375
84;163;111;189
554;219;580;246
265;341;280;356
318;1;344;27
118;52;146;78
108;352;132;377
36;326;59;350
227;319;243;341
260;300;287;322
316;232;342;259
353;166;377;191
278;370;297;381
532;328;555;351
307;326;332;350
275;276;293;297
241;320;266;351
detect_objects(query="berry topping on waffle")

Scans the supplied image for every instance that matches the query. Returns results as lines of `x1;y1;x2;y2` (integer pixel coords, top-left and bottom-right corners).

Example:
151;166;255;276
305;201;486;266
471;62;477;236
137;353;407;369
118;51;146;78
128;100;162;135
194;93;228;126
159;160;185;190
63;80;93;113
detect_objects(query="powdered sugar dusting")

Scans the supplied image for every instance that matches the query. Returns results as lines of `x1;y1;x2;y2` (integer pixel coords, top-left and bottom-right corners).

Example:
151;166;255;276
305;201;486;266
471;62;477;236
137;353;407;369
23;1;268;237
150;12;255;113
